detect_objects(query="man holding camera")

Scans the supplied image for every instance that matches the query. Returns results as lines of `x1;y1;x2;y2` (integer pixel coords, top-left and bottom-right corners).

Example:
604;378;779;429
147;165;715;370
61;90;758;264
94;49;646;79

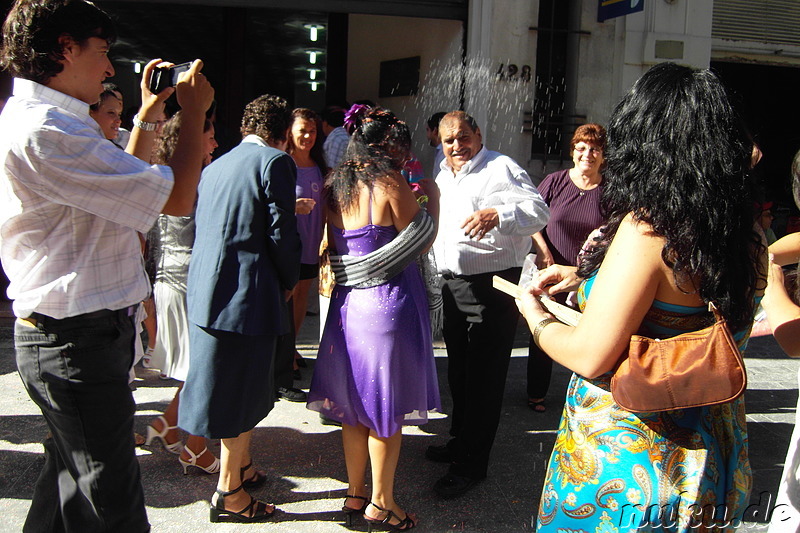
0;0;214;530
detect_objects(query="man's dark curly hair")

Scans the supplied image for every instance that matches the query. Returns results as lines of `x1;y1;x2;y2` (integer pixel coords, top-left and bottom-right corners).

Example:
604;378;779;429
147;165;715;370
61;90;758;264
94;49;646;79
1;0;116;84
240;94;290;144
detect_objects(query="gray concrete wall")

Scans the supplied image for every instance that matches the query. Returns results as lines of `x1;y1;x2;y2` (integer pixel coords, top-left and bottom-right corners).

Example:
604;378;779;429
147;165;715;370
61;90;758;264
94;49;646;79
347;14;464;179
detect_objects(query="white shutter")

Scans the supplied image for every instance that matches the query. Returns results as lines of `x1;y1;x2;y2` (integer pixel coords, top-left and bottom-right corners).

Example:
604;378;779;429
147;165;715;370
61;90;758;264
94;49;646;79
713;0;800;47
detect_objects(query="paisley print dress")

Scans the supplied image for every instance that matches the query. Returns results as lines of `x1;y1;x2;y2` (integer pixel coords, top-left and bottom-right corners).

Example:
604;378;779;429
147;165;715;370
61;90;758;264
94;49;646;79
536;276;753;532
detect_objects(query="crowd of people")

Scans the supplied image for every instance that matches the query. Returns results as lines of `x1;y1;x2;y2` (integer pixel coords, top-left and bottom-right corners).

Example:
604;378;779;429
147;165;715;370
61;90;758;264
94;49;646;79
4;0;800;532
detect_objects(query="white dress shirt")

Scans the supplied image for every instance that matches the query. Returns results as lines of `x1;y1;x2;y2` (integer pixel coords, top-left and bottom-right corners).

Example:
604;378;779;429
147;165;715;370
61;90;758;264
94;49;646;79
0;78;174;318
433;146;549;276
114;127;131;149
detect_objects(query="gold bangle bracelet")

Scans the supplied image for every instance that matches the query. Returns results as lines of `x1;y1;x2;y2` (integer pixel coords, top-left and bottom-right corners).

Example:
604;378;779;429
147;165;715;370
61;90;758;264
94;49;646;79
533;316;560;348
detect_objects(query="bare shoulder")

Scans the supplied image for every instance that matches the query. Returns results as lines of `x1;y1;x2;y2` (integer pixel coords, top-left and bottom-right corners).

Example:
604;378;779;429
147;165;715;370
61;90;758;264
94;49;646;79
372;171;405;198
774;318;800;357
612;213;665;258
372;171;413;210
607;213;676;286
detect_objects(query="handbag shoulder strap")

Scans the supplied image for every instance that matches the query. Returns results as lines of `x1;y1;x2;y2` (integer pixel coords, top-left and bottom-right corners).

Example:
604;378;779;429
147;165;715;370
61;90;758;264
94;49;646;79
708;302;724;323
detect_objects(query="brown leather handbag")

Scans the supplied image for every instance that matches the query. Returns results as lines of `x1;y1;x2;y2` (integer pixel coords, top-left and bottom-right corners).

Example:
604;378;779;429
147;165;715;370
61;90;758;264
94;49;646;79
611;303;747;413
318;231;335;298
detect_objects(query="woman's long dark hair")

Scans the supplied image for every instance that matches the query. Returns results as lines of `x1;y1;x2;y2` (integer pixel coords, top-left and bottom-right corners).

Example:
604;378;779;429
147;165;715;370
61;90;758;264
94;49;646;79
287;108;329;174
326;106;411;214
578;62;765;332
151;111;212;166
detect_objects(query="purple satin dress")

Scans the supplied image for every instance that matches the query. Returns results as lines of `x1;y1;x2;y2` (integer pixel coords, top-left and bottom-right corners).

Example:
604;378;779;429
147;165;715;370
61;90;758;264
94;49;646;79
307;222;441;438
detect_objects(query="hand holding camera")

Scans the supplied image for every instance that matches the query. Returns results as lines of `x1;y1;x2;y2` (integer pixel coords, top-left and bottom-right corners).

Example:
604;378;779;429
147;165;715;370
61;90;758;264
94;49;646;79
148;61;193;94
172;60;215;117
138;59;214;121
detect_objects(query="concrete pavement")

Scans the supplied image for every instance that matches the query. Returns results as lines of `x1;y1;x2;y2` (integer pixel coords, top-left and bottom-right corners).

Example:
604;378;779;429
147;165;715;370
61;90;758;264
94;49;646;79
0;307;797;532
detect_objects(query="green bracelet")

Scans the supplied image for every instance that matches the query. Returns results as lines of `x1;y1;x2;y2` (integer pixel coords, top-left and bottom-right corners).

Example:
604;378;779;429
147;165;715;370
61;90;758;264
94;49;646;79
533;316;560;348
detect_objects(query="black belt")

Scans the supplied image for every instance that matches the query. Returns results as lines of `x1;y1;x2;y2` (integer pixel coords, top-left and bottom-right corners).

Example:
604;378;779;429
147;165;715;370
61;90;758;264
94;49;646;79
27;305;137;328
441;267;520;282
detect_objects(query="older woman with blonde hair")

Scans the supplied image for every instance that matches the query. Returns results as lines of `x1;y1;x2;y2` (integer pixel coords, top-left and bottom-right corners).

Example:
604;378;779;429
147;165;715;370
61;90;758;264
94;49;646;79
527;123;607;413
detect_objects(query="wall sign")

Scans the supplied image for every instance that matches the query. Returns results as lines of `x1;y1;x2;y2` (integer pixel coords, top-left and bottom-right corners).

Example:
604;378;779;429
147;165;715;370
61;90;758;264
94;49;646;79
496;63;532;83
379;56;420;97
597;0;644;22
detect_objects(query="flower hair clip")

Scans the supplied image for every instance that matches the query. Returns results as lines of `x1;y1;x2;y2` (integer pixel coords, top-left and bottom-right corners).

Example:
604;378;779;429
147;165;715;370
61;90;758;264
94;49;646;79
343;104;371;135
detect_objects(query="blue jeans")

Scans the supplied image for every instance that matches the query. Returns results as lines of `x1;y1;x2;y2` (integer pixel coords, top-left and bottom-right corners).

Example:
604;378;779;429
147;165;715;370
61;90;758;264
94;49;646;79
15;308;149;533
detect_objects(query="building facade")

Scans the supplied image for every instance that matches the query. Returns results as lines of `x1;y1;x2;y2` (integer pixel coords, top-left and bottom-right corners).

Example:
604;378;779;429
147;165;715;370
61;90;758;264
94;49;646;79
9;0;792;188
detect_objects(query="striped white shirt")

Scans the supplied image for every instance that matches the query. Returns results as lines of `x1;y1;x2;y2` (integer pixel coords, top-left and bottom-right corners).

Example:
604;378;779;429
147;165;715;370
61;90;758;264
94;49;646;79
323;126;349;168
433;147;549;276
0;78;174;318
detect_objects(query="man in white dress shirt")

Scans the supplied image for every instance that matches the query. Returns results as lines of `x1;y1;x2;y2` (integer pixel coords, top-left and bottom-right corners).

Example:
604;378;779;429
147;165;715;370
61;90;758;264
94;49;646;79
0;0;214;530
426;111;446;177
427;111;549;497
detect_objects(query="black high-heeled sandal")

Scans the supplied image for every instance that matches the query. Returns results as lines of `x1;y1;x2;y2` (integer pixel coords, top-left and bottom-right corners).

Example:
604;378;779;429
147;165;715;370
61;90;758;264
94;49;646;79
364;502;416;531
240;461;267;489
342;494;369;526
208;484;274;523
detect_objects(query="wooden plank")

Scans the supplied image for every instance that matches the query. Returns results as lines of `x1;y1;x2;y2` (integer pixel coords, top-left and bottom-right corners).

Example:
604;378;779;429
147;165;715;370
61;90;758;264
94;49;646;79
492;275;581;326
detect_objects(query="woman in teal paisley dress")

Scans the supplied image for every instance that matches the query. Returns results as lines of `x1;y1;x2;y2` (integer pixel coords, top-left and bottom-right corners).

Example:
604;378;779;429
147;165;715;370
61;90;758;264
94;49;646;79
519;62;767;532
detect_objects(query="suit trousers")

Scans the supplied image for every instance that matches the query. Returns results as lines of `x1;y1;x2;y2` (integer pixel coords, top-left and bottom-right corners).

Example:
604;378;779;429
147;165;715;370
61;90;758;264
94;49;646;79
526;336;553;399
441;267;521;479
274;298;295;391
526;292;568;399
15;308;149;533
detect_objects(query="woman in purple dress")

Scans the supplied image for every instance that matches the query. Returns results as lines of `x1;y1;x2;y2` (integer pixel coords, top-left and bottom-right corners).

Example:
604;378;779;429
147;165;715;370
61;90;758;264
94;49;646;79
287;108;327;372
527;124;607;412
307;107;440;530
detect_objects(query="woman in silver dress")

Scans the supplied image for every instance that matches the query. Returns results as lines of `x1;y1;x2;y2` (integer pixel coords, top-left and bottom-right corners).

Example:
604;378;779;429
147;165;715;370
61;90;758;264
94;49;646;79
144;112;221;475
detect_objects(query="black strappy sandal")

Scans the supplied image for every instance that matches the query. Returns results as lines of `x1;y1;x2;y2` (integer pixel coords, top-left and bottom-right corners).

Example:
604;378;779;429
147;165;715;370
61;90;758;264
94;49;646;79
527;398;546;413
240;461;267;489
208;484;275;523
342;494;370;526
364;502;417;531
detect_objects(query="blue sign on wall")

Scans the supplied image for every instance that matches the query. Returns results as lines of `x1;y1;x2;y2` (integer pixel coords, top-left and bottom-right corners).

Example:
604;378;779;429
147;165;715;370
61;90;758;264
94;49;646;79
598;0;644;22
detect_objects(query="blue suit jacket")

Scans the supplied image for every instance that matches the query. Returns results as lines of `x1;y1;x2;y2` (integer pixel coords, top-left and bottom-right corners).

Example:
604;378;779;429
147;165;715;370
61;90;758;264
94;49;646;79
187;140;301;336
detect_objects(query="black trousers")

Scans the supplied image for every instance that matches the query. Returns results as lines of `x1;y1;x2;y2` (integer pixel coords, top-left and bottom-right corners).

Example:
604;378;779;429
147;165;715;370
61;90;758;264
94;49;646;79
274;298;295;390
526;291;571;399
441;267;521;479
15;308;149;533
526;336;553;399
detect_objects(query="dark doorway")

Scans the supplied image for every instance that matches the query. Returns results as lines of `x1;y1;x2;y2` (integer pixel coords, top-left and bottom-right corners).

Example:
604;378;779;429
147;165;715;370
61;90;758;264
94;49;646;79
530;0;570;163
712;60;800;234
96;3;339;155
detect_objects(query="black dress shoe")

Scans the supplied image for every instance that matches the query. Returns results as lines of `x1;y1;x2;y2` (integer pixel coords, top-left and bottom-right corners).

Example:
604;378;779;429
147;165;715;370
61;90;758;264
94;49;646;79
433;473;483;498
319;413;342;427
277;387;307;402
425;444;454;463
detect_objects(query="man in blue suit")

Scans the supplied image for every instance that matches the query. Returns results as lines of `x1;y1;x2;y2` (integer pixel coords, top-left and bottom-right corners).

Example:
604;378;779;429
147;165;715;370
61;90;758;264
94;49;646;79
180;94;301;522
